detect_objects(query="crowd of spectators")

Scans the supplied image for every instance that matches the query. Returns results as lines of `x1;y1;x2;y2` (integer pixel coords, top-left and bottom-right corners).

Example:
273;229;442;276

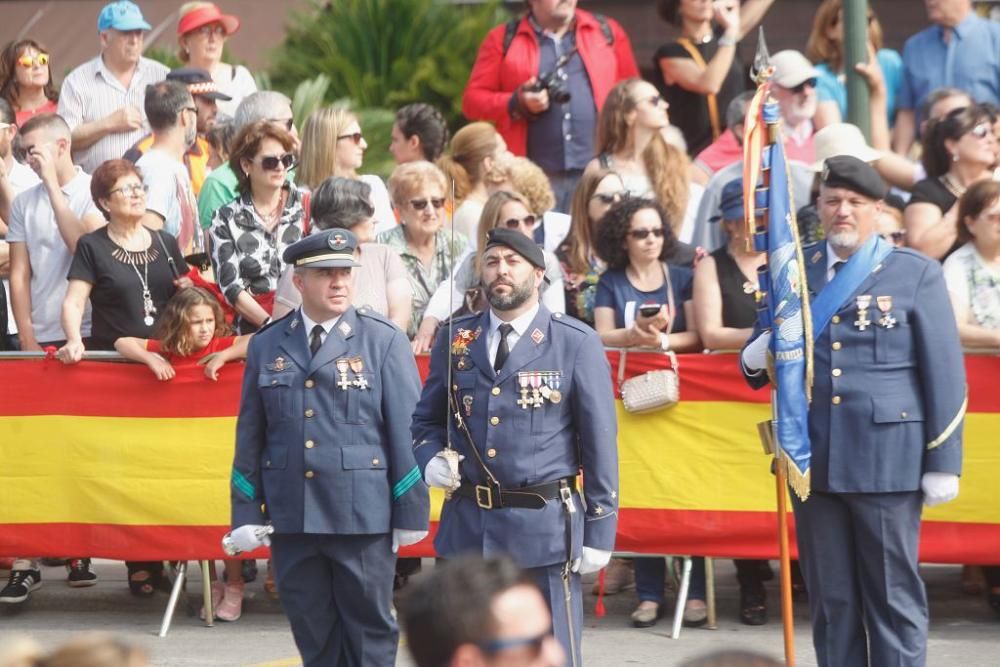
1;0;999;639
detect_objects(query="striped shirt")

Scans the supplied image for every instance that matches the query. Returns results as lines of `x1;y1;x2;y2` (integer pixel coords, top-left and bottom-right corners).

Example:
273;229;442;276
57;55;168;173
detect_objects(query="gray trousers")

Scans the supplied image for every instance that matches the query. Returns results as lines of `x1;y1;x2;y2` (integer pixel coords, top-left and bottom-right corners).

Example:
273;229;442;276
270;532;397;667
526;563;582;665
792;490;927;667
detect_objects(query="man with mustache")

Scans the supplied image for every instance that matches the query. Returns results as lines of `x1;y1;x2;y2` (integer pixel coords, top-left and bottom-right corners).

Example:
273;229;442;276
412;228;618;666
741;156;966;667
227;228;429;666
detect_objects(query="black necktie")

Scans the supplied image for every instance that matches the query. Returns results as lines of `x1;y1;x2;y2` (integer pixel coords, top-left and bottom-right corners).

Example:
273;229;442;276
309;325;324;356
833;260;846;276
494;323;513;373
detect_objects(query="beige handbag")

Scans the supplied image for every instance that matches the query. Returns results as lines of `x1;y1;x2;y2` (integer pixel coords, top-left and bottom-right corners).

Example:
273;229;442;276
617;264;680;414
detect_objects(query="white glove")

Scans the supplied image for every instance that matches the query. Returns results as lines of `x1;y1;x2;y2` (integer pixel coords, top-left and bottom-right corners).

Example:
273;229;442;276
424;452;463;490
741;331;772;372
224;524;272;555
392;529;429;553
921;472;959;507
571;547;613;575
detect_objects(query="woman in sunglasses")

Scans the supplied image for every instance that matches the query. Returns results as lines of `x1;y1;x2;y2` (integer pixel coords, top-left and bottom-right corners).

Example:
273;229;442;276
176;2;255;118
0;39;59;125
209;121;305;334
297;104;395;236
411;190;565;354
905;105;999;261
380;160;467;343
592;197;703;629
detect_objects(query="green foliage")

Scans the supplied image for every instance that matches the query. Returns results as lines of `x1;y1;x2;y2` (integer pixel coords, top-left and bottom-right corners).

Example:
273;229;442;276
144;45;184;71
354;106;397;180
267;0;509;128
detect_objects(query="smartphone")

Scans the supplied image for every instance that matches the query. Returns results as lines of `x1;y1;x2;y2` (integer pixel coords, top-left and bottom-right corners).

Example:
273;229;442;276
639;304;662;318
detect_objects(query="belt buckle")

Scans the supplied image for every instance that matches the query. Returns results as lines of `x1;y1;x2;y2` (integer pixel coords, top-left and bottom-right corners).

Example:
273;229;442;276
475;484;494;510
559;483;576;514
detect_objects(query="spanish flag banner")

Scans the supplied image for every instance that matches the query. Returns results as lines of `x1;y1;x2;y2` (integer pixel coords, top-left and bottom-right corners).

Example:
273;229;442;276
0;354;997;562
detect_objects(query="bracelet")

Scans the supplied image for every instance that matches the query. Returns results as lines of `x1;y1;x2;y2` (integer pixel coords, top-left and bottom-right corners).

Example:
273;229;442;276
718;35;737;47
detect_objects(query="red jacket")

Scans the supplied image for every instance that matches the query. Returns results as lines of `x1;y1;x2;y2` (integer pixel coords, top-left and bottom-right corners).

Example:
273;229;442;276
462;11;639;156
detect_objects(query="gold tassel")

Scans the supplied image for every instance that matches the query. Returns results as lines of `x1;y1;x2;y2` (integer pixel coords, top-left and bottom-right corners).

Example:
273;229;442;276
782;457;811;502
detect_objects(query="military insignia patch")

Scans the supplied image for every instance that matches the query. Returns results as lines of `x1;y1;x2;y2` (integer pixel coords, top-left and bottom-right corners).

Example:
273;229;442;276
451;328;479;355
329;233;348;250
266;356;289;372
810;250;822;264
338;321;352;337
530;328;545;344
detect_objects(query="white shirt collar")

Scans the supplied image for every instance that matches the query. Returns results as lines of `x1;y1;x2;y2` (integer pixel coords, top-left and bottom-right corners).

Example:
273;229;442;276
489;302;540;338
300;309;341;338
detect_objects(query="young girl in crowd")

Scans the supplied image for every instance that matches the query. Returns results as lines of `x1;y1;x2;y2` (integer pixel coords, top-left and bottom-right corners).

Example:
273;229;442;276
114;287;253;620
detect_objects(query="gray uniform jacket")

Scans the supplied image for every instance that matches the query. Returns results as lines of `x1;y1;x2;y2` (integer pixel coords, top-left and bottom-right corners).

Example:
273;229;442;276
745;244;966;492
231;307;430;534
411;307;619;568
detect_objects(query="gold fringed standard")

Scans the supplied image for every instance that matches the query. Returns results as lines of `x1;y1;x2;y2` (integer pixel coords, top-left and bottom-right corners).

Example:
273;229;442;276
780;454;811;502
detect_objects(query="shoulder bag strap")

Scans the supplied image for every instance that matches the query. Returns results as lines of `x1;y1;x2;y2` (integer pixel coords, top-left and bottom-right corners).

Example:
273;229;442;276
675;38;721;141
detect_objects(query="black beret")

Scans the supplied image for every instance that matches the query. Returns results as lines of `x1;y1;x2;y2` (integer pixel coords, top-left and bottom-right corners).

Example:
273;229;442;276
484;228;545;270
820;155;887;200
282;229;361;269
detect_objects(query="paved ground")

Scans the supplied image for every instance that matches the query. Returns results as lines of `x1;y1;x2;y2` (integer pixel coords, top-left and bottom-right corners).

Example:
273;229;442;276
0;560;996;666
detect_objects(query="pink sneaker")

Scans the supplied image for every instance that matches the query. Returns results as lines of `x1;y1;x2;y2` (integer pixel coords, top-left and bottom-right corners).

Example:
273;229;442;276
200;580;225;620
216;582;244;622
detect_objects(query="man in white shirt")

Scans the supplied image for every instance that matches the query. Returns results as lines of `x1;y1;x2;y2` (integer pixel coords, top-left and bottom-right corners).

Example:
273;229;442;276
0;99;41;349
135;81;199;254
57;1;168;173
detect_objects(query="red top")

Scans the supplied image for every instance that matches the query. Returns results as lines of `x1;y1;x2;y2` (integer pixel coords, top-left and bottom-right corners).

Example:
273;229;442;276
16;100;58;126
146;336;236;366
462;10;638;156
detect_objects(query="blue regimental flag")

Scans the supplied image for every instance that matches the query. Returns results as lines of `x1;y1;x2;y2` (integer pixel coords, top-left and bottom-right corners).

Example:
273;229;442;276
759;102;814;501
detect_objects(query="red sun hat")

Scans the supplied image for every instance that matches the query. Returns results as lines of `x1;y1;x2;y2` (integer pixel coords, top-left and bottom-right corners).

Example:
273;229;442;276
177;3;240;37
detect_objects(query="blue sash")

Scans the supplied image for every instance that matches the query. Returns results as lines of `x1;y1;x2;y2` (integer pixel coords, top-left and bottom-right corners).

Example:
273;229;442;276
810;236;893;341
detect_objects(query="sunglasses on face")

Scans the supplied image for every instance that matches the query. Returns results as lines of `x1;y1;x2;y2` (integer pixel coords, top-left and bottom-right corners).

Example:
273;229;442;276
338;132;364;145
790;78;817;95
270;118;294;132
967;123;993;140
254;153;296;171
17;53;49;68
110;183;147;198
628;227;665;240
409;197;445;211
502;214;537;229
591;191;630;205
194;24;227;38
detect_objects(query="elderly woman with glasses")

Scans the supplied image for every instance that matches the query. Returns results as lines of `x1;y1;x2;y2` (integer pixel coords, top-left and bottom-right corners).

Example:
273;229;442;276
412;190;565;353
297;104;395;236
905;104;999;261
209;120;305;334
378;161;467;344
0;39;59;125
176;2;256;118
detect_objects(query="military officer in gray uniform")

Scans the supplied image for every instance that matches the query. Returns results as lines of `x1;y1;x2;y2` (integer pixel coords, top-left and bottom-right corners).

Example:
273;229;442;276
742;156;966;667
411;228;619;666
227;228;430;667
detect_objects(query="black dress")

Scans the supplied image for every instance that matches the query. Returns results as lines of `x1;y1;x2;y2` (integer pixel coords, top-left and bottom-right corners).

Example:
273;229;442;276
711;246;757;329
906;177;961;260
654;25;749;156
68;226;189;350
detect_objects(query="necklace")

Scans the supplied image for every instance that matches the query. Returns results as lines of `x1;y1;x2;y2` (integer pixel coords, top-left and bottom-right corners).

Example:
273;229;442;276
130;259;157;327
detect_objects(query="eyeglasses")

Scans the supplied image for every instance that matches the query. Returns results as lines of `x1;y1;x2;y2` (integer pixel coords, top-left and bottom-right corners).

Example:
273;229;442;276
17;53;49;68
194;24;227;38
409;197;445;211
253;153;297;171
790;78;817;95
628;227;665;240
502;214;537;229
270;118;294;132
110;183;148;198
591;191;630;205
337;132;364;145
479;629;552;656
639;94;665;108
968;123;993;140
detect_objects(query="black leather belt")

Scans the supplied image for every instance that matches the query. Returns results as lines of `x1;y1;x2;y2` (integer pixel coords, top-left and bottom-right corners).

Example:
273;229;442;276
455;477;577;510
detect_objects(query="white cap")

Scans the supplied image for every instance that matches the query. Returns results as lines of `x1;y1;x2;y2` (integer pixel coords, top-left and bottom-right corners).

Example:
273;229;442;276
809;123;884;172
770;50;821;89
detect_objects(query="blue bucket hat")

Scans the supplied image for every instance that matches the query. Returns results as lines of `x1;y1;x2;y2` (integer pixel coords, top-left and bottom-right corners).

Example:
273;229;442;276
98;1;152;32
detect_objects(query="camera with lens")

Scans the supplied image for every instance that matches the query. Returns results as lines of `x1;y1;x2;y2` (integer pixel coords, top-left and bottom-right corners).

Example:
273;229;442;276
524;46;578;107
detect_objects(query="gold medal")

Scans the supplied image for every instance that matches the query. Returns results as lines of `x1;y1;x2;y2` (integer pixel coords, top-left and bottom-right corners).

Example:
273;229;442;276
335;358;352;390
349;357;369;390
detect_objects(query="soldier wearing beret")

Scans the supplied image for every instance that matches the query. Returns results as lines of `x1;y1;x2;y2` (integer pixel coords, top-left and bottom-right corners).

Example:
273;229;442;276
227;228;430;666
411;228;619;666
742;156;966;667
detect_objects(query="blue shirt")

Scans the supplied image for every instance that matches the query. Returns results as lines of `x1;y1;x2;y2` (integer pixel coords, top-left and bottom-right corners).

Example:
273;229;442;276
898;13;1000;113
526;19;598;172
595;265;694;332
816;49;903;126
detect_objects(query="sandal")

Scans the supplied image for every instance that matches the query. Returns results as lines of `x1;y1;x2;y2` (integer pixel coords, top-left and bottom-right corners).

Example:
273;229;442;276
127;566;156;598
740;587;768;626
